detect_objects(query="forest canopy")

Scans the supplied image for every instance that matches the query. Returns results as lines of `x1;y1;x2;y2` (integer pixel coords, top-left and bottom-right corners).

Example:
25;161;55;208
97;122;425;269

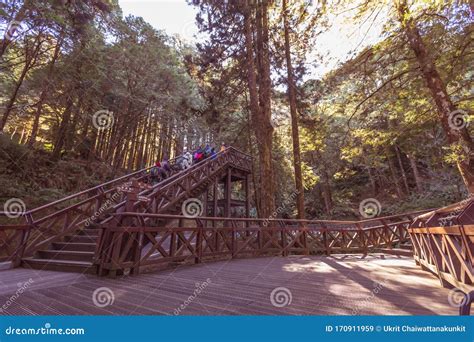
0;0;472;219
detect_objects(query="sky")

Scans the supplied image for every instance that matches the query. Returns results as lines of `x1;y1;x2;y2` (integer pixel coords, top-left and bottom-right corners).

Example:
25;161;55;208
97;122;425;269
119;0;199;41
118;0;387;79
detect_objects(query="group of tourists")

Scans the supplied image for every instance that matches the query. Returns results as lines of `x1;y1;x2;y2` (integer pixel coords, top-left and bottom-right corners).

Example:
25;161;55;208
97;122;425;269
149;158;172;185
148;143;227;185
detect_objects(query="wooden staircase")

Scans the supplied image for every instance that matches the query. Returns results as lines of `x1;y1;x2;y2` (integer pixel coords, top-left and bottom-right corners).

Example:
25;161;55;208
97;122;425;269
23;227;101;273
20;148;251;274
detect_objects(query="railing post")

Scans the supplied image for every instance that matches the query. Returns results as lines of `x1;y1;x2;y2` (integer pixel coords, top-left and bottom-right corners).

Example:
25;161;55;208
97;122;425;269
195;220;203;264
96;222;116;277
298;221;309;256
281;222;287;257
212;180;218;224
231;226;236;258
356;222;367;255
224;168;232;218
380;219;392;249
426;228;447;288
125;179;140;217
321;222;330;256
131;227;144;275
459;224;473;274
16;213;34;265
108;230;123;278
94;186;106;215
177;218;183;251
170;230;176;258
460;291;474;315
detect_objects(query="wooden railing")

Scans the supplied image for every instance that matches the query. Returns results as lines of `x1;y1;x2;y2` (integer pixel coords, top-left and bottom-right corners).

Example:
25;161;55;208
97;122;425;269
409;225;473;293
0;224;30;265
408;198;474;315
108;147;252;225
95;211;429;277
0;147;251;263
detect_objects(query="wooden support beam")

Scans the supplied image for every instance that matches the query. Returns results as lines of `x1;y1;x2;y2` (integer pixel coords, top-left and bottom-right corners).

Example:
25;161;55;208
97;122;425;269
245;175;250;223
203;189;208;228
224;168;232;218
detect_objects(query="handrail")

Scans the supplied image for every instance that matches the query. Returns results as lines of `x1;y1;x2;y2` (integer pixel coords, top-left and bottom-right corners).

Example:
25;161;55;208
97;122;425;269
110;210;425;227
414;197;473;220
0;146;252;260
25;166;150;215
0;146;250;219
97;147;251;223
408;223;474;294
97;209;412;277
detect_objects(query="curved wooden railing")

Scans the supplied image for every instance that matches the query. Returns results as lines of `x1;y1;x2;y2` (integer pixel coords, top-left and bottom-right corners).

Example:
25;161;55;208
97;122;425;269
95;210;431;277
409;225;474;293
408;198;474;297
0;147;251;264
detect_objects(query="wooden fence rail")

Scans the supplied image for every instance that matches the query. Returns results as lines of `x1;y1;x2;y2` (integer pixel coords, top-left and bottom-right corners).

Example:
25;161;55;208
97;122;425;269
408;225;474;293
0;224;30;265
95;212;420;277
0;147;252;263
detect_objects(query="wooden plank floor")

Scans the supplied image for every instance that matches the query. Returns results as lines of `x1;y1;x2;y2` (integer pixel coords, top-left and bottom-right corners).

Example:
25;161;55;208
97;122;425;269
0;254;458;315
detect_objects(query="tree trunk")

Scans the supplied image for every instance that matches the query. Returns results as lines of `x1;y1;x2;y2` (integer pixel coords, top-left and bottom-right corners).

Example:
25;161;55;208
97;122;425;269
64;95;84;152
408;154;423;192
28;32;64;146
367;167;377;195
1;36;42;130
395;0;474;194
0;2;28;58
282;0;305;219
53;99;74;159
395;145;410;194
1;64;28;130
249;0;275;218
387;149;403;198
322;170;333;215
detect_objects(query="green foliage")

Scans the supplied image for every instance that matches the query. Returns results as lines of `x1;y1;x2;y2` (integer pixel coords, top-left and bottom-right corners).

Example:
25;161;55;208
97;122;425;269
0;135;126;209
0;0;472;219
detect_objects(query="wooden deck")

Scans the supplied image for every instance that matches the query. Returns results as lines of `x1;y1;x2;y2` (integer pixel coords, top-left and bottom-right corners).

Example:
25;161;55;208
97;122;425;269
0;254;457;315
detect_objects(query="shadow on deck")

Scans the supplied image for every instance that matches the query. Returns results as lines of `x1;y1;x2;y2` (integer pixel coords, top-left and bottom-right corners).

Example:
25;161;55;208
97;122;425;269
0;254;457;315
